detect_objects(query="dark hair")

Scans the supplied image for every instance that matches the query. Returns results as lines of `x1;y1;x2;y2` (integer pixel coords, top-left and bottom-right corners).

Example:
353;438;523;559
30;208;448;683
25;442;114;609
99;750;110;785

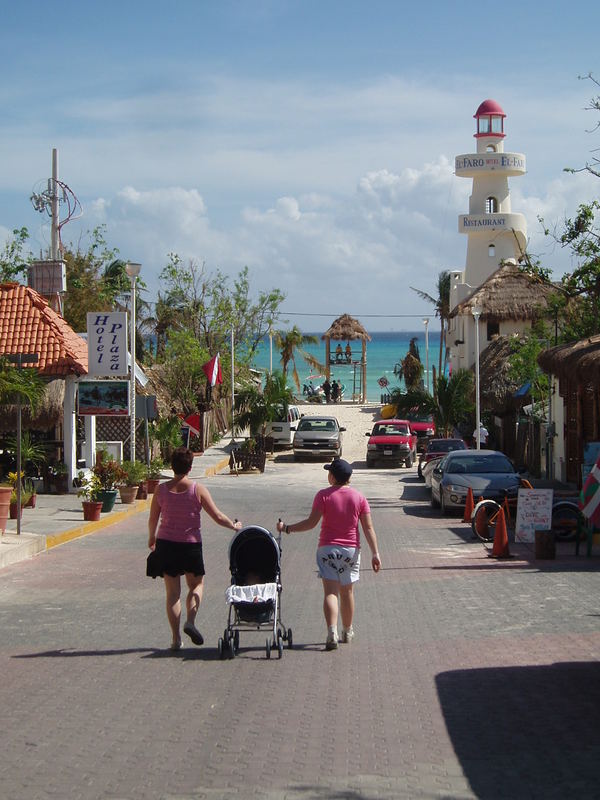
171;447;194;475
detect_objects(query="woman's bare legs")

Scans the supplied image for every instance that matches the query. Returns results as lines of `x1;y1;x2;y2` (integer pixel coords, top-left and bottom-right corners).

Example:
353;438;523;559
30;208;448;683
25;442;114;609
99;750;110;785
185;573;204;626
322;578;340;628
164;574;182;647
339;583;355;630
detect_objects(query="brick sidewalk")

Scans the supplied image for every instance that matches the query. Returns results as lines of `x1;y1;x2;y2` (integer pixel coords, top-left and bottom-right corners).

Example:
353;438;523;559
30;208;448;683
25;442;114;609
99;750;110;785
1;467;599;798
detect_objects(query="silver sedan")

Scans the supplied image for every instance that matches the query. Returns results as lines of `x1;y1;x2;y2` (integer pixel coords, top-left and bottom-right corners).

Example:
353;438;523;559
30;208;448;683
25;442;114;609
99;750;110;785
430;450;520;514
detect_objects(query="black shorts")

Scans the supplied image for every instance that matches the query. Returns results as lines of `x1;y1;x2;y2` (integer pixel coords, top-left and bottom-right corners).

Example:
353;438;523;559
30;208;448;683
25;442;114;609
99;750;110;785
147;539;205;578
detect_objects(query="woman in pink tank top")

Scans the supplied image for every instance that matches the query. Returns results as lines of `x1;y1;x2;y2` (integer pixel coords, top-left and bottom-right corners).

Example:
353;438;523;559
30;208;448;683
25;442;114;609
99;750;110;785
148;447;242;651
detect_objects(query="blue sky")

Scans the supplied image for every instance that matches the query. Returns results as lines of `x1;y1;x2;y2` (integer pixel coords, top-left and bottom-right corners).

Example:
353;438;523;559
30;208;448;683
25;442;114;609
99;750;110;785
1;0;598;330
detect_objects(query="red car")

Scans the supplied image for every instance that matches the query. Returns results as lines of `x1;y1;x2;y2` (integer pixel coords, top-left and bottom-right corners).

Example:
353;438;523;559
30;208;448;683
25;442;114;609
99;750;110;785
365;419;418;468
405;412;436;452
417;438;468;479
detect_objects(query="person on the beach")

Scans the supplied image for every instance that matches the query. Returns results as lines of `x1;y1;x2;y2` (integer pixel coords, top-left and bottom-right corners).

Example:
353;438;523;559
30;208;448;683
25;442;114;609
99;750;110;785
331;380;340;402
335;344;343;363
345;342;352;363
277;458;381;650
322;377;331;403
147;446;242;651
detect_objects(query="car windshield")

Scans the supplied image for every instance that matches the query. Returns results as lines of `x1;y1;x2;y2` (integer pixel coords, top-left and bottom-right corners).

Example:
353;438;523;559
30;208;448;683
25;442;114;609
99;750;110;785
406;413;433;423
427;439;464;453
297;419;338;432
373;425;409;436
445;454;515;475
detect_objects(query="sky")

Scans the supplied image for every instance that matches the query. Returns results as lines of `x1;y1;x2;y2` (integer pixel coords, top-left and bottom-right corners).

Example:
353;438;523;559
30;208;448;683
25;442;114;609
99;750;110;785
1;0;598;332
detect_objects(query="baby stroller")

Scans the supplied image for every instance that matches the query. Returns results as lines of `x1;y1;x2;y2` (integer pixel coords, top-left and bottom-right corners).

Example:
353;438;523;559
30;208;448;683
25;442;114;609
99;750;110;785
218;525;293;660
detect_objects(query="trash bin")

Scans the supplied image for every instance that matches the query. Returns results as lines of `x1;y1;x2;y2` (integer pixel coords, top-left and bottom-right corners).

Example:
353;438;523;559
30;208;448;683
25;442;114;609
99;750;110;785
535;529;555;559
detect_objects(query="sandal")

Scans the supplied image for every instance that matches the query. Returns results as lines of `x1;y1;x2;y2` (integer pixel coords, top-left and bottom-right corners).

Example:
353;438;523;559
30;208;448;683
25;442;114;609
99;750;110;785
183;623;204;646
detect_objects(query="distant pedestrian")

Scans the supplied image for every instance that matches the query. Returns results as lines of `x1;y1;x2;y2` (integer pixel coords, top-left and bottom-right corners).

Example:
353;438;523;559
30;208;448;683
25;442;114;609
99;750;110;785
473;423;489;447
147;446;242;651
335;344;343;363
345;342;352;363
331;380;340;403
277;459;381;650
322;378;331;403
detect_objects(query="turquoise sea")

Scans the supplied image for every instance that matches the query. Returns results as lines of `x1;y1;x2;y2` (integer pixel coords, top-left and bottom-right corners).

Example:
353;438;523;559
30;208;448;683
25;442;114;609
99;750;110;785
251;331;443;402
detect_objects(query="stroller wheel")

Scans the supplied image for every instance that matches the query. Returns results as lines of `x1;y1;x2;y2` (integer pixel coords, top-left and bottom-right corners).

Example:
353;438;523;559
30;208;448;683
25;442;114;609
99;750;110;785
217;638;224;660
234;630;240;654
287;627;293;649
228;637;236;659
278;638;284;659
265;638;271;659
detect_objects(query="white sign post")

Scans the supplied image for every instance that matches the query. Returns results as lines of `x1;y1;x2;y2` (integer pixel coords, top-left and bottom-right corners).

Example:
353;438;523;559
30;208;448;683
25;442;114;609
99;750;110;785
515;489;554;543
87;312;128;376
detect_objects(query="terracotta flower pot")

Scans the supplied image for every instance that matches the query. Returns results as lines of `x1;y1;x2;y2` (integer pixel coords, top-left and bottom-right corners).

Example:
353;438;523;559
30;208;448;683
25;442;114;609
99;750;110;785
0;485;11;533
82;500;103;522
25;494;36;509
9;501;22;520
118;485;138;505
136;482;148;500
146;478;160;495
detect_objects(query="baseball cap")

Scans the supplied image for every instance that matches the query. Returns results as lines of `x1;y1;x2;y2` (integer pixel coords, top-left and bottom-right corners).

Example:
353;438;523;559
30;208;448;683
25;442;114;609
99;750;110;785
324;458;352;482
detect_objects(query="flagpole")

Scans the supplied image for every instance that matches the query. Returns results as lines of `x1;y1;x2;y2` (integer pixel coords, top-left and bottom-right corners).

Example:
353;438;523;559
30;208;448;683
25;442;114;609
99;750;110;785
230;328;235;445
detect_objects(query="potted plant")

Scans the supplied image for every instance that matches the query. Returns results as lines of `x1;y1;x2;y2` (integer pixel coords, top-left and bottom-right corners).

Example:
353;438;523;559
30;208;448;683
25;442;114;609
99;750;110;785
23;478;36;508
0;482;11;534
76;471;103;521
92;455;126;513
145;457;165;494
7;471;31;518
118;460;147;504
49;461;69;494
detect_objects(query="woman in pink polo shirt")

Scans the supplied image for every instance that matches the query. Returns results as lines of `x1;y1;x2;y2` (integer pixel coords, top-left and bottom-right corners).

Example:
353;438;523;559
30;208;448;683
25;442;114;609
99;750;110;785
148;446;242;651
277;458;381;650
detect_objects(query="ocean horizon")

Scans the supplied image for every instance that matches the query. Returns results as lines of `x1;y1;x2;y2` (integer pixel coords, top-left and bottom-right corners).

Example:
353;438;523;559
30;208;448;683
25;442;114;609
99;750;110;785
251;330;443;402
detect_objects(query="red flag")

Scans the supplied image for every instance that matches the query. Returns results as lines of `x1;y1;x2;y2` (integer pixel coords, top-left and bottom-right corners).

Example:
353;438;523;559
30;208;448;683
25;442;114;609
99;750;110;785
580;453;600;527
202;353;222;387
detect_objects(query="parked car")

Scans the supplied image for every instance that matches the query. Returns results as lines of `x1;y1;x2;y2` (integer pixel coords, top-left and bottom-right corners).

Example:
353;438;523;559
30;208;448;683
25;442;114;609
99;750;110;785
293;416;345;460
430;450;520;514
422;456;444;491
264;405;301;448
406;412;436;452
365;419;417;468
417;438;468;479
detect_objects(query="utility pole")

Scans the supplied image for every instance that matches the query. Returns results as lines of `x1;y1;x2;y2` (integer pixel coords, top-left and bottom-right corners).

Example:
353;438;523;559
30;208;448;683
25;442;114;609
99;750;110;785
51;148;59;261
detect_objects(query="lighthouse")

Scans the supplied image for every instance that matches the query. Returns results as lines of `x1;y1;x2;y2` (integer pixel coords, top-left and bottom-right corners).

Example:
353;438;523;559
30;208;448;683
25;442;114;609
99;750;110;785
447;100;528;370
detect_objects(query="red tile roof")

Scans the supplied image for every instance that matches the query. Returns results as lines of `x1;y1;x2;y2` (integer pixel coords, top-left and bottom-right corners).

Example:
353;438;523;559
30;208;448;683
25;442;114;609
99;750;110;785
0;283;88;377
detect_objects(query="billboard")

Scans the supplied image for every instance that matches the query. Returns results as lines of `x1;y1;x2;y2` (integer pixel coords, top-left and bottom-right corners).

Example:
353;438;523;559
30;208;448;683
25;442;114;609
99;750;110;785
78;381;130;416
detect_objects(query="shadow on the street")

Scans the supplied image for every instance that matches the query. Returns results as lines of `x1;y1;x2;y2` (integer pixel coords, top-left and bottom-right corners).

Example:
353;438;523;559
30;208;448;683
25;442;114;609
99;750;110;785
437;661;600;798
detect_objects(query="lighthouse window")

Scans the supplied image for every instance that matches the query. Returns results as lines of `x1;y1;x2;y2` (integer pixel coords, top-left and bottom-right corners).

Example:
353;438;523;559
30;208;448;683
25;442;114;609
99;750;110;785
478;117;490;134
491;116;503;134
485;197;498;214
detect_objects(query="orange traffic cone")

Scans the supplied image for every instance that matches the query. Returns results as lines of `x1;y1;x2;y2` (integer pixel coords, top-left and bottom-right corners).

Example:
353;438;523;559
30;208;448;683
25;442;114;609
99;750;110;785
489;507;511;559
503;496;512;527
463;487;475;523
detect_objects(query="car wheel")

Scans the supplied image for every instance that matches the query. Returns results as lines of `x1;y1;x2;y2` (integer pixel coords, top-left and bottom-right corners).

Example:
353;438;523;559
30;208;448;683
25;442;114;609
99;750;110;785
417;462;423;479
366;458;374;468
440;491;447;515
431;488;440;508
405;452;413;468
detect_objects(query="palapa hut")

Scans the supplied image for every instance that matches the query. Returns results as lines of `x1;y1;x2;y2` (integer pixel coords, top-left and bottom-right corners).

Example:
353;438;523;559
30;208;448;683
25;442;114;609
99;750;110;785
538;334;600;485
322;314;371;403
447;263;556;375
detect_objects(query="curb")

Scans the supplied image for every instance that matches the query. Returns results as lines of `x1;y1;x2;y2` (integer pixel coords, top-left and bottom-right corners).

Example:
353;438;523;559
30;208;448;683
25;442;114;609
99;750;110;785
45;498;152;550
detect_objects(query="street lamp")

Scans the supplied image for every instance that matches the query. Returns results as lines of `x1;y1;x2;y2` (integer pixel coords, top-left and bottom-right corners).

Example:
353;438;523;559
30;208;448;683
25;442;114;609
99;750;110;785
471;306;482;450
125;261;142;461
422;318;430;393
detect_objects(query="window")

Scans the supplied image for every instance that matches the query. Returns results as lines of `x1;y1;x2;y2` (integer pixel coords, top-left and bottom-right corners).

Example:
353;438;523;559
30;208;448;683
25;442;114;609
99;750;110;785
485;197;498;214
478;117;490;134
491;116;503;134
488;244;496;257
487;321;499;340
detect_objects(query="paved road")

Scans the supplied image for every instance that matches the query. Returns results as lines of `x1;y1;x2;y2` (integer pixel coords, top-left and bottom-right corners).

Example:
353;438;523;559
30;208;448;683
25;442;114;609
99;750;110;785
2;457;600;799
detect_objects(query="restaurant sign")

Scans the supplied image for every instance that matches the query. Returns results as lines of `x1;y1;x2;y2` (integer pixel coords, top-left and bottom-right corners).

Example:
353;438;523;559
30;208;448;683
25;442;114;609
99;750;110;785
87;312;128;376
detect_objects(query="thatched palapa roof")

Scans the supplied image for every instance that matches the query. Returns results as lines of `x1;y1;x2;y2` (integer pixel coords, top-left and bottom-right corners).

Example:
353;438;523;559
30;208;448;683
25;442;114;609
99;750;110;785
538;333;600;384
321;314;371;342
477;333;526;410
450;264;556;320
0;379;66;432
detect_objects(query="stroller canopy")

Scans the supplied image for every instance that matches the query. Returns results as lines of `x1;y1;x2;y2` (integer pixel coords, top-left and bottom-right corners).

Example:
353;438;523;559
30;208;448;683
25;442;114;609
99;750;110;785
229;525;281;584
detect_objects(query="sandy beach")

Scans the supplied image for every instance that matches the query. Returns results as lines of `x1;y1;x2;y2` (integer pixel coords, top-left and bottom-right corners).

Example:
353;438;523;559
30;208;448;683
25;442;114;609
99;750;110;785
294;401;383;463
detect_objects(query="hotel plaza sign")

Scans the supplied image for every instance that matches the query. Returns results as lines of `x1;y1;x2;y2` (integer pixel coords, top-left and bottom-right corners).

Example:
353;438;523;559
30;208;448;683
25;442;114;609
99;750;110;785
455;152;526;176
86;311;128;376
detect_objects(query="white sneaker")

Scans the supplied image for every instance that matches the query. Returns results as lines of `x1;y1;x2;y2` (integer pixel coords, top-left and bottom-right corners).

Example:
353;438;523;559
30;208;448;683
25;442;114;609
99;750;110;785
341;627;354;644
325;629;339;650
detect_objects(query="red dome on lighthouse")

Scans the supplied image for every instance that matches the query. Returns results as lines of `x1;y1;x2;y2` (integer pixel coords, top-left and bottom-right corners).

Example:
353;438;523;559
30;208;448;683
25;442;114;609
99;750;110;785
474;99;506;138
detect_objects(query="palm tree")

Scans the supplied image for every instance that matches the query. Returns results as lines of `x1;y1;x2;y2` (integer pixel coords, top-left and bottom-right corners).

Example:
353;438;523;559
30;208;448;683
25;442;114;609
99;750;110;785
234;370;295;437
411;270;451;380
274;327;320;391
390;369;473;437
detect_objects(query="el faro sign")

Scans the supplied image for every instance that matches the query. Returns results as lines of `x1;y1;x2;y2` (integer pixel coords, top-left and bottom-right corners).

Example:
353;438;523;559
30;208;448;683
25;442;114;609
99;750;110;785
87;312;128;376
